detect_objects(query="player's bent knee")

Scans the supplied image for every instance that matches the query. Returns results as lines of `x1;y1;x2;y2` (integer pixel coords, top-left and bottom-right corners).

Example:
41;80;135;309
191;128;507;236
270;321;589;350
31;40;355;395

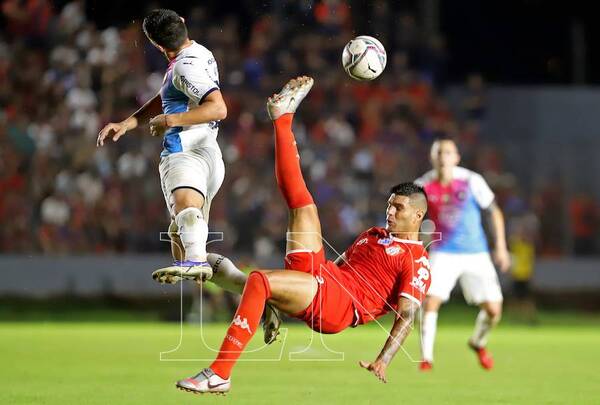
488;309;502;323
172;189;206;213
424;296;442;312
482;302;502;322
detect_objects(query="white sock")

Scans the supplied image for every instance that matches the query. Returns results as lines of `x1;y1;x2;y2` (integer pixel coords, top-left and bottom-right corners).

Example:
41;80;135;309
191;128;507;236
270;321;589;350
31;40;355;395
470;310;497;348
175;207;208;262
207;253;247;294
421;311;438;362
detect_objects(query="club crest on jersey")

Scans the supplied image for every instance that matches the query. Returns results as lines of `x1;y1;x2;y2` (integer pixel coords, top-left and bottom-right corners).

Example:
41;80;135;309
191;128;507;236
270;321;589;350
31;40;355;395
377;237;393;246
385;246;403;256
357;238;368;246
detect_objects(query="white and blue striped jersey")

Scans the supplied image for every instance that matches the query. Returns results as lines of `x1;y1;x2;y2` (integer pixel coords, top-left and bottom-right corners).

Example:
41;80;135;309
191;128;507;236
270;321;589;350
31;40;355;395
160;41;220;157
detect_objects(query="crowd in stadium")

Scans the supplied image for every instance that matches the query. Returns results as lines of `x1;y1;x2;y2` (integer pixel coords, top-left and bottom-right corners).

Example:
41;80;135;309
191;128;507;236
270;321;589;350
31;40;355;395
1;0;598;257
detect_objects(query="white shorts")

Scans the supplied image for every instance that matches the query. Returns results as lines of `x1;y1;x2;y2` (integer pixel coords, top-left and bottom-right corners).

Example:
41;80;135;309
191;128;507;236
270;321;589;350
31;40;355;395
158;147;225;220
427;251;503;304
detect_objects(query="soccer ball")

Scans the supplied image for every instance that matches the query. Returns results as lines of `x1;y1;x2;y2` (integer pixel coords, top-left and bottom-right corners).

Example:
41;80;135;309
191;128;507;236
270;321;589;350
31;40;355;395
342;35;387;81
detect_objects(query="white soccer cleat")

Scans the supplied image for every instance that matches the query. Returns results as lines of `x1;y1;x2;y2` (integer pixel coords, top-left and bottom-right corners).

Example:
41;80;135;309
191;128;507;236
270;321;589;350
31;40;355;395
152;260;213;284
176;368;231;395
267;76;314;120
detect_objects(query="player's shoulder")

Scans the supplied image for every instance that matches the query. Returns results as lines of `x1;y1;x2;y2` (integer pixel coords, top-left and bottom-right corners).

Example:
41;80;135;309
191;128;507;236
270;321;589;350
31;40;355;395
414;170;436;186
454;167;491;192
365;226;387;238
453;166;484;182
173;42;216;71
399;239;427;255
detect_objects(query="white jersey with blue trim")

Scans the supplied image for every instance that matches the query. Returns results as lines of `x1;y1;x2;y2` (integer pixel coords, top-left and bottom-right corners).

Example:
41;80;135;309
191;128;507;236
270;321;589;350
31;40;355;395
415;167;495;254
160;41;220;157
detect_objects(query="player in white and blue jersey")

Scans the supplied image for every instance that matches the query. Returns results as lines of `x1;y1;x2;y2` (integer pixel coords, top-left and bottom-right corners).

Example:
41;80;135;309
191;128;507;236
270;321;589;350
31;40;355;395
97;9;243;286
415;137;511;371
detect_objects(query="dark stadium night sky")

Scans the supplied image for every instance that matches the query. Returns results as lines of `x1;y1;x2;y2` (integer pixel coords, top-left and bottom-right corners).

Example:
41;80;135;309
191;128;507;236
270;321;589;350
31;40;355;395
54;0;599;84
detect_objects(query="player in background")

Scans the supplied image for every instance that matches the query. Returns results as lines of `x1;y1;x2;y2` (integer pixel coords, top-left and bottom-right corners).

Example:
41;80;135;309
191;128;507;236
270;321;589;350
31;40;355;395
415;137;511;371
172;77;432;395
97;9;244;286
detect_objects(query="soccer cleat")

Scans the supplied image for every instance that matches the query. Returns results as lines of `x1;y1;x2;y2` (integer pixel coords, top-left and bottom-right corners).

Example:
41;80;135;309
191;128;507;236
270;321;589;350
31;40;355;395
152;260;213;284
419;360;433;371
263;303;282;345
176;368;230;395
266;76;314;120
468;341;494;370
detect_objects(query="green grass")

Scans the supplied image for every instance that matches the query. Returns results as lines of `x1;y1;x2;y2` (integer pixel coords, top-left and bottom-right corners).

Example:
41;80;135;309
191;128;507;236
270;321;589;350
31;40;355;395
1;317;599;404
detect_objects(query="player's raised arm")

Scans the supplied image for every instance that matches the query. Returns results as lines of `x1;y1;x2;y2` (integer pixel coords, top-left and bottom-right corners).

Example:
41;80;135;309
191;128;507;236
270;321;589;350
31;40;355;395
151;89;227;132
96;92;162;146
359;296;419;383
148;55;227;137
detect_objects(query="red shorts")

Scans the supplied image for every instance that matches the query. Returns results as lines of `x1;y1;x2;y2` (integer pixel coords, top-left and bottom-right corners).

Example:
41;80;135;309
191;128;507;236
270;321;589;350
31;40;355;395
285;249;356;334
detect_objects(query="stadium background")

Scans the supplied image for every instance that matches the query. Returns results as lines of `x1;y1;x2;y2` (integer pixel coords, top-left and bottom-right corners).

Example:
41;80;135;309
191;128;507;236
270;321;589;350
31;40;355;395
1;1;599;404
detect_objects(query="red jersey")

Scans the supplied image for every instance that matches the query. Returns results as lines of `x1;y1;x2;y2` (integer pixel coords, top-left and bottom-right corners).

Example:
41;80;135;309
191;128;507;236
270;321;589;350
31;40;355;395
337;227;431;325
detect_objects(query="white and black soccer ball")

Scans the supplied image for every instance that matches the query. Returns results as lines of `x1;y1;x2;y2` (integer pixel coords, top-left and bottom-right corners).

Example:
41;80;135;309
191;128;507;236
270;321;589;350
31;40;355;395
342;35;387;81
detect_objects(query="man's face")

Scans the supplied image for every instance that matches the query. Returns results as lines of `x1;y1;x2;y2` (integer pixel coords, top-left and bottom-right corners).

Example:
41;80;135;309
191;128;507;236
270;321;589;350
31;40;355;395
385;194;423;233
430;140;460;170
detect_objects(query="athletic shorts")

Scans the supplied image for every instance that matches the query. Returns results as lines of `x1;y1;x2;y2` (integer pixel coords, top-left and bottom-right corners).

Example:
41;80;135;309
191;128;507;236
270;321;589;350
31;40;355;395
427;251;503;304
158;147;225;220
285;249;357;334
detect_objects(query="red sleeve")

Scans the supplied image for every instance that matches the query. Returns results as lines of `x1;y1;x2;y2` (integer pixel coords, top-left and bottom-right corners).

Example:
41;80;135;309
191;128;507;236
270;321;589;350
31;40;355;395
398;247;431;305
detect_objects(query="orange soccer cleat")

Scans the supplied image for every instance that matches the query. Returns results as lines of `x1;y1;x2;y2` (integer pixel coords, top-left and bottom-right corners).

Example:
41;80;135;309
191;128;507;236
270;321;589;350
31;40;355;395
468;342;494;370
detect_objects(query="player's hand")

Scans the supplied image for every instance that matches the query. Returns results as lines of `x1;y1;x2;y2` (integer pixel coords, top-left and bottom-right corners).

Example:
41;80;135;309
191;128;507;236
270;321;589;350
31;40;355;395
359;360;387;383
149;114;169;137
493;248;511;273
97;122;128;146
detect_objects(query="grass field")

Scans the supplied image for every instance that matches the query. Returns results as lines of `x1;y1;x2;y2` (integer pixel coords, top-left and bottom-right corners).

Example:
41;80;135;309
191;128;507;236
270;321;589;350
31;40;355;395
1;311;599;405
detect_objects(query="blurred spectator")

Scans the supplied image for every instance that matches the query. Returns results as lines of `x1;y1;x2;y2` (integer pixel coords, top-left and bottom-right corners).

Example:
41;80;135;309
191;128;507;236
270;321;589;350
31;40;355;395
0;1;593;260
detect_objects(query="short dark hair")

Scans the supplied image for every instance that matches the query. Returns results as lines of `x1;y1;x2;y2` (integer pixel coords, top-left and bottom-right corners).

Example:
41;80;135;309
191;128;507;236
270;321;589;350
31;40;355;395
143;9;188;50
433;134;456;143
389;182;428;212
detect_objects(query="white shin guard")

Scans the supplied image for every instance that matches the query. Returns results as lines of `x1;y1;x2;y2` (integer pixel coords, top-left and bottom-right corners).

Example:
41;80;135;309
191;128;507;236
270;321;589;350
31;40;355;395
175;207;208;262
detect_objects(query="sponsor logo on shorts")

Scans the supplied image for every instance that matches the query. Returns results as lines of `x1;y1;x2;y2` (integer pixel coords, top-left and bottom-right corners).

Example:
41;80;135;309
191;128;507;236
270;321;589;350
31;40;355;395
315;275;324;284
232;315;252;334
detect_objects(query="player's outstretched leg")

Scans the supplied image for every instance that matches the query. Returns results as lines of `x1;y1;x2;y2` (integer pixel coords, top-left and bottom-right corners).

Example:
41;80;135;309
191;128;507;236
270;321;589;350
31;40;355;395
264;76;319;343
207;253;279;344
267;76;316;214
176;269;317;394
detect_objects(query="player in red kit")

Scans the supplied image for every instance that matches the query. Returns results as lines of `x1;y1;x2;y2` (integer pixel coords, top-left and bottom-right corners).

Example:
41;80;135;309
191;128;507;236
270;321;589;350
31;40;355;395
174;77;431;395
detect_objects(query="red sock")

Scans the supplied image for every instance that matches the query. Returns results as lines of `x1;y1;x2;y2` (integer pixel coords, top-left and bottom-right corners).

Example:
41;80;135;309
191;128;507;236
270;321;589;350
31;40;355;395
210;271;271;379
273;114;314;209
